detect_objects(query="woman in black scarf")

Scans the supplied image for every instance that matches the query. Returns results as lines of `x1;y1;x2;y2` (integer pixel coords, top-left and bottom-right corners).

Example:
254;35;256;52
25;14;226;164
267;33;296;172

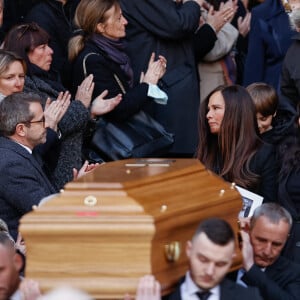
68;0;167;160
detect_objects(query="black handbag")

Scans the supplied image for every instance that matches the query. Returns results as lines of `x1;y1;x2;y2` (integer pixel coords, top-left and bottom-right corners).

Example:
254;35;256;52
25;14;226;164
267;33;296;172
83;53;174;161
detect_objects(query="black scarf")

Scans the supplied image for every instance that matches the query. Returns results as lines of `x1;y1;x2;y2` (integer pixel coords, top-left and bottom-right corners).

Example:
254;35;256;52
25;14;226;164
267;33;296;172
91;34;133;87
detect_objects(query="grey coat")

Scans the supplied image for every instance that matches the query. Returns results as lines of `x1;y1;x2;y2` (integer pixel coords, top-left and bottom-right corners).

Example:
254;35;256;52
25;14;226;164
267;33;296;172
24;73;90;190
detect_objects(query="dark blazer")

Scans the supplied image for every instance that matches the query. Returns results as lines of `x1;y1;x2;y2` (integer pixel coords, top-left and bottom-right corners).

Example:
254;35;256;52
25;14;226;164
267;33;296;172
0;136;56;240
71;39;150;122
243;0;294;89
119;0;217;155
164;278;263;300
229;257;300;300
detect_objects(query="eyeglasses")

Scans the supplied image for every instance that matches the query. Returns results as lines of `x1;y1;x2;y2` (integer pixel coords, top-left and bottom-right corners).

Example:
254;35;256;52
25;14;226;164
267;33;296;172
17;23;39;40
27;116;45;127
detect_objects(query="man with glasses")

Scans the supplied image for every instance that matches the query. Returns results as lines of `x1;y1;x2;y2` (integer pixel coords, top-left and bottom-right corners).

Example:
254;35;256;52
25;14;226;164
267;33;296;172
0;92;57;241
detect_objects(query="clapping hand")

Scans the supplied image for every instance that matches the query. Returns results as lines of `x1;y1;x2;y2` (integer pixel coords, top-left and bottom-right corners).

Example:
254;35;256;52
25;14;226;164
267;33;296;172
44;91;71;131
75;74;95;108
73;160;101;180
90;90;122;118
238;12;251;37
140;52;167;85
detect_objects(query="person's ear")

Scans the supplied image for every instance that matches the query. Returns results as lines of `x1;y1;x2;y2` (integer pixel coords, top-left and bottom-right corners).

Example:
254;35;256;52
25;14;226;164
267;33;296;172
186;240;192;258
13;251;24;273
96;23;106;34
15;123;27;137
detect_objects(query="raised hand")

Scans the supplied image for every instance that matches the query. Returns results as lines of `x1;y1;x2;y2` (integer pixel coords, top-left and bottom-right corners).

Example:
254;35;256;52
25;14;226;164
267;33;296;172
44;91;71;130
73;160;100;180
140;53;167;85
238;12;251;37
204;4;235;33
75;74;95;108
124;275;161;300
90;90;122;118
239;229;255;271
19;279;41;300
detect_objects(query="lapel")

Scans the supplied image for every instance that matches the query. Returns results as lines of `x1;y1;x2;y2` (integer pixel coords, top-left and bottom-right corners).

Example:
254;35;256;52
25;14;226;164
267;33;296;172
164;277;185;300
220;279;237;300
1;137;56;194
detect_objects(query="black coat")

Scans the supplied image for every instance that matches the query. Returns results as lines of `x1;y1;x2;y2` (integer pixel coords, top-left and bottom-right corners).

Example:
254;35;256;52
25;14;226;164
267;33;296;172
228;256;300;300
213;142;278;203
120;0;217;155
243;0;294;89
248;142;278;203
280;33;300;115
278;171;300;263
1;0;36;37
71;39;150;122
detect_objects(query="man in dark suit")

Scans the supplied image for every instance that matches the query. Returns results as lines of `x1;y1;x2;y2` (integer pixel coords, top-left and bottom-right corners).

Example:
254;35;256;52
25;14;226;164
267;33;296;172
164;218;262;300
233;203;300;300
0;92;57;240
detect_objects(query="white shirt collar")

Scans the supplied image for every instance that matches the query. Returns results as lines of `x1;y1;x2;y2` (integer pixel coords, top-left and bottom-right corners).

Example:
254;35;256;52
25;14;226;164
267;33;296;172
15;141;32;154
182;271;220;299
10;288;22;300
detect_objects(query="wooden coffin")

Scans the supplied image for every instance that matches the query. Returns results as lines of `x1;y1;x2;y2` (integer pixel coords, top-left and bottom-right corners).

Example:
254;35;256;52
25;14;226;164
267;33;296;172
20;158;243;299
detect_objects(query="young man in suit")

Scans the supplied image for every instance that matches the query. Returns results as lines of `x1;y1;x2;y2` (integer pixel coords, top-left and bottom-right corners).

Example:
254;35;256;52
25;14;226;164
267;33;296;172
165;218;262;300
234;203;300;300
0;92;57;240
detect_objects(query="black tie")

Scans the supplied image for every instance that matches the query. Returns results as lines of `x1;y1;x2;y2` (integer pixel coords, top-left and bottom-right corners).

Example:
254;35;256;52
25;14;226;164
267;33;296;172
196;290;211;300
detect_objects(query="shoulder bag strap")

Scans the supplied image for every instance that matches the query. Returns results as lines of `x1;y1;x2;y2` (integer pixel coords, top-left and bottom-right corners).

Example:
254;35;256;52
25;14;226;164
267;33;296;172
83;52;98;78
82;52;127;95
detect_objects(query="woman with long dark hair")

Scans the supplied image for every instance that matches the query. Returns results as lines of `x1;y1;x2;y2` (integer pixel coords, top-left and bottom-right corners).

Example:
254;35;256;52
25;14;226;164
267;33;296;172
197;84;278;202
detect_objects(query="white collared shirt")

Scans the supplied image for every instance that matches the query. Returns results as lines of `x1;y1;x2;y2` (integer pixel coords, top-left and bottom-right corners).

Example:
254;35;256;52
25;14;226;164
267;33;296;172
10;289;22;300
180;271;220;300
16;142;32;154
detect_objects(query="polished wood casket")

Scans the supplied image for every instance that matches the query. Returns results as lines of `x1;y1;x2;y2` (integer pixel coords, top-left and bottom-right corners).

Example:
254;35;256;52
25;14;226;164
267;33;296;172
20;158;243;299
